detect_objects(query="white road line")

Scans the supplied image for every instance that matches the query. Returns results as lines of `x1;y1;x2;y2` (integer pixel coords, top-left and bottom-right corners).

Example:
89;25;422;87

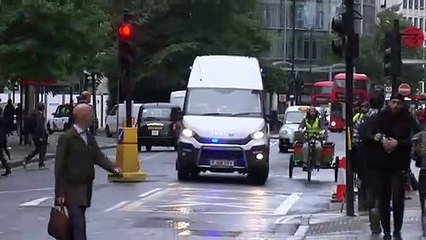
138;188;163;198
104;201;131;212
168;183;178;186
19;197;52;207
140;152;164;161
273;192;303;215
293;225;309;236
0;188;53;194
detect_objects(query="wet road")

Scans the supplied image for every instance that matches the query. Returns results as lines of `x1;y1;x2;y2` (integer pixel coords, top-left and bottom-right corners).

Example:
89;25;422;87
0;133;345;240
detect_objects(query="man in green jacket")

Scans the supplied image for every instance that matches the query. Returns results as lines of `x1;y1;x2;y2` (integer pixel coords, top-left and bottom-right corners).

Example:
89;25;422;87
54;104;121;240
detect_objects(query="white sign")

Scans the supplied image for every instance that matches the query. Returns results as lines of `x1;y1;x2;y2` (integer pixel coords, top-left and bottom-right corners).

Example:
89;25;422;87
385;93;391;100
279;94;287;102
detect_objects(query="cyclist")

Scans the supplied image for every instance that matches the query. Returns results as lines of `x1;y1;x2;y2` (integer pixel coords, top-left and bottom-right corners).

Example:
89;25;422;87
298;106;326;166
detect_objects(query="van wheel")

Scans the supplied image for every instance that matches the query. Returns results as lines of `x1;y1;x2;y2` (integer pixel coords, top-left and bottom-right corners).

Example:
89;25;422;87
146;145;152;152
248;167;269;186
105;126;112;137
177;170;189;181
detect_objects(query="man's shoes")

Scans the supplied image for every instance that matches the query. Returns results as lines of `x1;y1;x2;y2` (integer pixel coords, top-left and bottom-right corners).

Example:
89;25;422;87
383;234;392;240
1;170;11;176
22;160;27;169
39;164;47;169
393;231;403;240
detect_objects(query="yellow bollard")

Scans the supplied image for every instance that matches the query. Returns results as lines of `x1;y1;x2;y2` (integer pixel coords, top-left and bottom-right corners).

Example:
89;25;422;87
108;127;147;182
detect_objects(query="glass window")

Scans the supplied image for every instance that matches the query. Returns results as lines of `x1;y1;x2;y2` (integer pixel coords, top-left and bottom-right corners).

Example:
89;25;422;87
334;80;367;89
140;107;171;121
415;18;418;27
284;111;306;124
313;87;332;94
415;0;419;9
312;41;317;59
421;0;424;9
109;105;118;115
303;40;310;59
421;18;424;31
185;89;262;117
331;102;346;121
409;0;413;8
404;0;408;8
409;17;413;24
260;3;282;28
55;105;70;118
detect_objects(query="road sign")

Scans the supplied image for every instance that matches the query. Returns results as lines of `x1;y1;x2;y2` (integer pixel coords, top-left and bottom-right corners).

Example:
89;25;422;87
402;26;425;48
278;94;286;102
117;129;124;143
398;83;411;96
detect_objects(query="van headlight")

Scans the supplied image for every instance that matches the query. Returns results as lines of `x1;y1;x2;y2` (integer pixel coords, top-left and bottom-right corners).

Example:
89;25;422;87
182;128;195;138
251;131;265;140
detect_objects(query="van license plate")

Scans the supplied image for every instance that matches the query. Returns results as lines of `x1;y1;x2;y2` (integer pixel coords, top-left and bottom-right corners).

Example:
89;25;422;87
210;160;234;167
151;130;159;136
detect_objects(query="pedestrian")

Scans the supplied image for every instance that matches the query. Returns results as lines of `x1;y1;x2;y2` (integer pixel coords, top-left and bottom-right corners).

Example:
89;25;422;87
54;103;121;240
357;90;385;234
365;93;420;240
0;108;11;176
3;99;15;136
23;103;47;169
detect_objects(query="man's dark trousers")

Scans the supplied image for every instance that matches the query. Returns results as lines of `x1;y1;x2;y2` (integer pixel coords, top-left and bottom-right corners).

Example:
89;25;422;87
25;134;47;166
67;205;87;240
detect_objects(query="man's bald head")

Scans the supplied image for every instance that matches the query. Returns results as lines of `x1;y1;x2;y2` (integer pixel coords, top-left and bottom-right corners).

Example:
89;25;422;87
73;104;93;129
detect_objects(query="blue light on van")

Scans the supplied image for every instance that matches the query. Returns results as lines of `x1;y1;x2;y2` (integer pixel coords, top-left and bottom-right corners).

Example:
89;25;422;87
211;138;219;143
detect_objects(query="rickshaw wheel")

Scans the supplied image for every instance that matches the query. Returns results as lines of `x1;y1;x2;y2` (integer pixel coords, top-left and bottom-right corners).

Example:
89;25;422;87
334;156;339;182
289;155;294;179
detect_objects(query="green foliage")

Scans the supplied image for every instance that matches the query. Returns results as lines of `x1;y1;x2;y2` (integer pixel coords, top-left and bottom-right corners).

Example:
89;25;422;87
0;1;111;84
355;4;423;85
260;63;287;93
101;0;271;100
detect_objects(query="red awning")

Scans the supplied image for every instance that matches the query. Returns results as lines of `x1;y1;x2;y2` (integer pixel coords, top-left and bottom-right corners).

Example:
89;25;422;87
19;79;57;86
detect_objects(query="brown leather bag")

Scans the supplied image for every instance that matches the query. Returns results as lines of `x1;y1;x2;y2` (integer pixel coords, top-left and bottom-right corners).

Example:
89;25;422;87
47;206;70;240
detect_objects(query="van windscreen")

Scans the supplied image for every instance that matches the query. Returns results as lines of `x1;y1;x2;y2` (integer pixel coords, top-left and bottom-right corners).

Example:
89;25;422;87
185;88;262;117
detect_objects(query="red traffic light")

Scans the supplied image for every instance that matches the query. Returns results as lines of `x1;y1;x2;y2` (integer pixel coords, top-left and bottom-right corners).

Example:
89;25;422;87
118;23;134;39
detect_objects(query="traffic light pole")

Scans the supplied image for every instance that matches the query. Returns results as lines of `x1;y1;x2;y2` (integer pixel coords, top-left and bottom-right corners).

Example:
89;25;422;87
391;19;400;96
344;0;355;217
91;72;97;135
124;69;132;127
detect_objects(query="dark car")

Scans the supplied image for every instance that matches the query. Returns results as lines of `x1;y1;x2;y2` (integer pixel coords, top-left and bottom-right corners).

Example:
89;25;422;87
137;103;181;152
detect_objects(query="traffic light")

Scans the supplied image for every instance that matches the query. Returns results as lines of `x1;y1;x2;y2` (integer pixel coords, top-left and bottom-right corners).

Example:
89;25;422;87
331;14;346;57
118;11;135;71
383;31;401;77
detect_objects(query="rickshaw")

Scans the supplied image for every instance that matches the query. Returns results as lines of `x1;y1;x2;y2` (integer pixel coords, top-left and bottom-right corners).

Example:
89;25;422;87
289;130;338;182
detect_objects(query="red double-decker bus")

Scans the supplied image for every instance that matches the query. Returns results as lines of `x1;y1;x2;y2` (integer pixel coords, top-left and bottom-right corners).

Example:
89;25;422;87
329;73;370;132
311;80;333;106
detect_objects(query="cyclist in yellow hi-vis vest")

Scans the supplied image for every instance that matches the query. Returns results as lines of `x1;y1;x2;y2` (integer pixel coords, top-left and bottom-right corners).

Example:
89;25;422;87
353;102;369;123
298;107;326;166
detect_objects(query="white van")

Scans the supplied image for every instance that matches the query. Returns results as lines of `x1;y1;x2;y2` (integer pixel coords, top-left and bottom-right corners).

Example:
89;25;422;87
170;90;186;110
176;55;270;185
104;102;142;137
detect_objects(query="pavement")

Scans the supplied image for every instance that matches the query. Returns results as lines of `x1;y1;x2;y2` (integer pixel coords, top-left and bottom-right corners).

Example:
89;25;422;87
0;131;422;239
0;130;117;170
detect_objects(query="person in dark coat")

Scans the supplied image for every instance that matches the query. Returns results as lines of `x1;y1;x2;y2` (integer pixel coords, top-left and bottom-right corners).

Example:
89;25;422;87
55;104;121;240
364;93;420;240
3;99;15;135
0;108;11;176
23;103;47;169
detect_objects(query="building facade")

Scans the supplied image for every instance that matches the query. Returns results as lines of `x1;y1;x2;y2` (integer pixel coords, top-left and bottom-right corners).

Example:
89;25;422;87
260;0;377;72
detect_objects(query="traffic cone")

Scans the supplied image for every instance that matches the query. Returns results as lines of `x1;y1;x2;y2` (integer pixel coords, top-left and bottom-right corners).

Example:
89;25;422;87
331;157;346;202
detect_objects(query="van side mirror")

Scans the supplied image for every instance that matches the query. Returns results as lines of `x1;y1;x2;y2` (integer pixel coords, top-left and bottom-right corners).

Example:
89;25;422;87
51;113;55;116
171;109;183;121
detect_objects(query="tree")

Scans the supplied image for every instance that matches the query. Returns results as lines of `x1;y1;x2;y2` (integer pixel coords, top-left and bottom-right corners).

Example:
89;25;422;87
355;4;423;85
0;1;111;84
260;62;287;93
102;0;271;106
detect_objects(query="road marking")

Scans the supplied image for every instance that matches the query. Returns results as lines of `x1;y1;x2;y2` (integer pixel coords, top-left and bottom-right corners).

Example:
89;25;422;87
0;187;53;194
19;197;52;207
293;225;309;236
168;183;178;186
138;188;162;198
125;209;276;215
103;201;131;212
273;192;302;215
120;188;165;211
